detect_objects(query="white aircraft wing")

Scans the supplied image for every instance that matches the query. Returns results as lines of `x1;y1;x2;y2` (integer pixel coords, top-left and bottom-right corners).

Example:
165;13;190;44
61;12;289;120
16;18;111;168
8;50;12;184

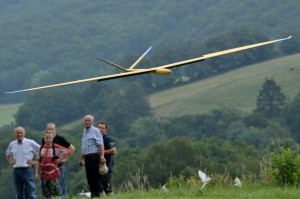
5;36;291;93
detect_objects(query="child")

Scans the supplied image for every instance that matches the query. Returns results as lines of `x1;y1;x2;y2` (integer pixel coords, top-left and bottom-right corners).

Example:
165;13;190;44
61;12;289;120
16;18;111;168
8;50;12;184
35;132;70;199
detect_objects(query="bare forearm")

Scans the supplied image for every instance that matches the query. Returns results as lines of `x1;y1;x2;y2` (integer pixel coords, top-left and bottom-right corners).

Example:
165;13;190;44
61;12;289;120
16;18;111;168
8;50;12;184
6;156;15;165
68;144;75;155
105;148;117;155
100;144;104;157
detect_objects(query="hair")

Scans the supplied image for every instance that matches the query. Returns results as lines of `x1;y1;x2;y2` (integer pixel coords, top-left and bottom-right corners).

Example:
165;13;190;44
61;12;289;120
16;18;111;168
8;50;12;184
40;130;57;162
84;115;94;121
46;122;56;129
97;121;108;129
44;130;54;137
15;126;25;133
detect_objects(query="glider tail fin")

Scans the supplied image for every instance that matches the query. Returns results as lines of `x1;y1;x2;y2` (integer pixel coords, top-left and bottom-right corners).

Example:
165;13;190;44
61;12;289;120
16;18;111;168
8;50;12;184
96;58;129;72
128;46;152;70
96;46;151;71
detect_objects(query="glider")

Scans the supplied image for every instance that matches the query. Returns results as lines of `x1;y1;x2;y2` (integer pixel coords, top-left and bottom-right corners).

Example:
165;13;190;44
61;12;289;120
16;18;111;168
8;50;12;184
5;36;291;93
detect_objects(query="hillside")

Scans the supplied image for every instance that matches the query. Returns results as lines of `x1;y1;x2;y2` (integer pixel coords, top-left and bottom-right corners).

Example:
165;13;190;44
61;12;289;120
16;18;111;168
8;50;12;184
0;0;299;103
0;103;21;127
150;53;300;117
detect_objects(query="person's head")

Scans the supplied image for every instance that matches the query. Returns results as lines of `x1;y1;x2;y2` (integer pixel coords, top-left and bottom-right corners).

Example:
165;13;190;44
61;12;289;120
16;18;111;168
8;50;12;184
46;122;56;137
44;131;54;146
15;127;25;143
83;115;94;128
97;121;108;135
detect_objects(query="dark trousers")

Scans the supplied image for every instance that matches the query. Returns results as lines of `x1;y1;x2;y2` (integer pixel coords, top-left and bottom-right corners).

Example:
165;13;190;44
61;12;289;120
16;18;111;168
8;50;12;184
100;172;113;194
84;154;101;198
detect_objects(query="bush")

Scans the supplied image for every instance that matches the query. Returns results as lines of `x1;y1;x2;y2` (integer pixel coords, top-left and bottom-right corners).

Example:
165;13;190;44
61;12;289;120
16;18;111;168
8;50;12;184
269;147;300;186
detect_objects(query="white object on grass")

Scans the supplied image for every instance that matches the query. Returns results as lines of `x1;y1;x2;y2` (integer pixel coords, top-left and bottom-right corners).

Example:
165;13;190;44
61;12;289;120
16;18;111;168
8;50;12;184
78;190;91;197
161;184;168;192
198;169;211;189
233;177;242;187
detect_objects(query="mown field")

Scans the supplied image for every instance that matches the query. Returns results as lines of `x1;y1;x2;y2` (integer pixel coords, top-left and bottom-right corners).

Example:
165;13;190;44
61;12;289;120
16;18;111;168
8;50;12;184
72;186;300;199
150;53;300;117
0;103;22;127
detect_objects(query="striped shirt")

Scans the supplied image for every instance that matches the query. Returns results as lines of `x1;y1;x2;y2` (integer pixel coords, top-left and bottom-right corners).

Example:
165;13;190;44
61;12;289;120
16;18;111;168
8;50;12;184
81;125;103;155
6;138;40;168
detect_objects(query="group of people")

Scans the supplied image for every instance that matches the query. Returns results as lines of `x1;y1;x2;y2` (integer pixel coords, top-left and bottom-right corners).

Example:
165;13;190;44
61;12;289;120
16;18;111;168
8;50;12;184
5;114;117;199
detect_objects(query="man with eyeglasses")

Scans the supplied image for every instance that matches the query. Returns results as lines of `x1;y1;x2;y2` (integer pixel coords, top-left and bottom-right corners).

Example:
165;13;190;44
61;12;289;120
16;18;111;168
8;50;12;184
79;115;105;198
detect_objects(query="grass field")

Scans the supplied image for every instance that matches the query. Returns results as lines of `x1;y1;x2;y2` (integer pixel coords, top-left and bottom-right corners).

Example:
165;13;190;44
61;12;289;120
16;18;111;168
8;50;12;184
150;53;300;117
0;103;22;127
72;186;300;199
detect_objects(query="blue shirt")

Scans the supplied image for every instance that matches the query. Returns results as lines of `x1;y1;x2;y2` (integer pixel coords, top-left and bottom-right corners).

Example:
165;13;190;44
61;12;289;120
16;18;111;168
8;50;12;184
5;138;40;168
81;125;103;155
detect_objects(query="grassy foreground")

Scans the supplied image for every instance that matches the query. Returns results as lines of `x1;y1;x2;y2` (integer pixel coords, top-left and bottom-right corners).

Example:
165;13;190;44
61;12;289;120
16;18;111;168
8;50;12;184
72;186;300;199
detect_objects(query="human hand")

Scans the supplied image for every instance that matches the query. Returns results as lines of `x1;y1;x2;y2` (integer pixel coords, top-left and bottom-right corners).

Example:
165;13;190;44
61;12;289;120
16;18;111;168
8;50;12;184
10;160;16;165
100;157;106;164
78;159;84;166
27;160;36;166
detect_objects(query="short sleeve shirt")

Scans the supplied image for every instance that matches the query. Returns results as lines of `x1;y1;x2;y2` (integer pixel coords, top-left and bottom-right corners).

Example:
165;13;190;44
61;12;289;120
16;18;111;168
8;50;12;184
81;125;103;155
5;138;40;168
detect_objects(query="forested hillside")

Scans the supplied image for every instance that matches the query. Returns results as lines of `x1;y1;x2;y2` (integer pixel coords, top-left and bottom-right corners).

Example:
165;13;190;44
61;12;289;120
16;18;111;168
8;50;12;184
0;0;299;102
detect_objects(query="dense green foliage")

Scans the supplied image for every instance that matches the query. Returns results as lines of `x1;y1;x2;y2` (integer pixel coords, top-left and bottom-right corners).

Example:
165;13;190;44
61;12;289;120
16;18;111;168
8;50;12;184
282;91;300;142
269;147;300;186
15;82;152;132
1;0;300;103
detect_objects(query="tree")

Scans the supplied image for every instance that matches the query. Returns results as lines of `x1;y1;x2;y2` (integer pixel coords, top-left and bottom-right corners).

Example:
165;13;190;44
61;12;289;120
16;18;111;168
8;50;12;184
98;82;152;138
143;137;199;185
270;147;300;186
282;90;300;142
254;78;286;118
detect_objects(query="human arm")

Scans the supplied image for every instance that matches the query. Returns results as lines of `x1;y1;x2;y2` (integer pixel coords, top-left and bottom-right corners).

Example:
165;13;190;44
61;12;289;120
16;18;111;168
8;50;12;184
6;155;16;165
100;144;106;164
78;155;84;166
5;143;16;165
55;144;71;163
105;147;117;155
104;137;117;155
27;159;37;166
35;160;40;180
57;153;69;164
60;144;75;162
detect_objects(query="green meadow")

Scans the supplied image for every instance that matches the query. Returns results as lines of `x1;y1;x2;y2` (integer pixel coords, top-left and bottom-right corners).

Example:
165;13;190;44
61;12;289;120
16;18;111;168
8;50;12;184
0;103;22;127
72;186;300;199
150;53;300;117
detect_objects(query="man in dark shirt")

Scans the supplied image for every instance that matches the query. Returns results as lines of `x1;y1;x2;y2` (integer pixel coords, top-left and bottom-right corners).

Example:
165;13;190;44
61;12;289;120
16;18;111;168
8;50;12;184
97;121;117;196
42;123;75;198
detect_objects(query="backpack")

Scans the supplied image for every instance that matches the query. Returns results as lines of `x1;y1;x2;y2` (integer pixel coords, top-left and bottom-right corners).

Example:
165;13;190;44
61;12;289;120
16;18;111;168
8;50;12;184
39;143;59;162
